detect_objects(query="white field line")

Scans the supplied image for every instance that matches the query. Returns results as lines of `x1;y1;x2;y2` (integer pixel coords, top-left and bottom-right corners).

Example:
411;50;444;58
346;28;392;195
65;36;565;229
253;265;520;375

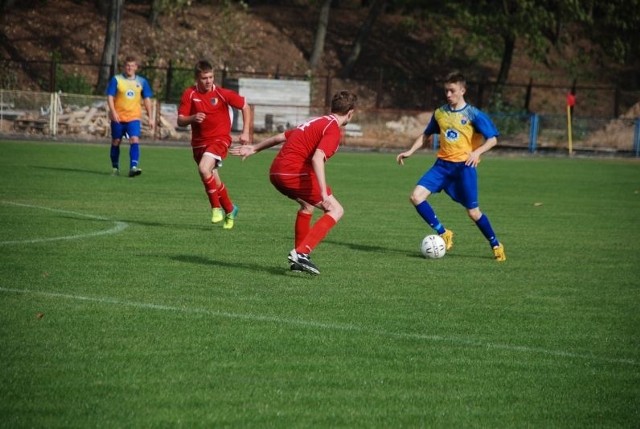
0;201;128;245
1;286;637;367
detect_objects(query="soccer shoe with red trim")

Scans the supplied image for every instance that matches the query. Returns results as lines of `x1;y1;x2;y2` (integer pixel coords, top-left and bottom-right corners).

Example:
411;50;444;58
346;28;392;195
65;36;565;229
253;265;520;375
440;229;454;251
211;208;224;224
493;243;506;262
223;205;239;230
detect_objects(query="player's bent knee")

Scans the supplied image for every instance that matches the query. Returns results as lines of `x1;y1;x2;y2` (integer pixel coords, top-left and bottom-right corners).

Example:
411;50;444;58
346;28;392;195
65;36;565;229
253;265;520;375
409;194;423;206
467;208;482;221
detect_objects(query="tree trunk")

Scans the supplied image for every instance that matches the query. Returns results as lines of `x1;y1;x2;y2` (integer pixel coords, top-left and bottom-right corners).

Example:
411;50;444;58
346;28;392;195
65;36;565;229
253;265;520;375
340;0;386;79
496;32;515;85
309;0;332;70
149;0;161;26
96;0;124;94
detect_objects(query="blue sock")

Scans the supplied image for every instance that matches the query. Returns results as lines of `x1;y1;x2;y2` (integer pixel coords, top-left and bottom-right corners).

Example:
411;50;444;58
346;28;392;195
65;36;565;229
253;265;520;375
110;145;120;169
415;201;445;234
475;214;499;247
130;143;140;169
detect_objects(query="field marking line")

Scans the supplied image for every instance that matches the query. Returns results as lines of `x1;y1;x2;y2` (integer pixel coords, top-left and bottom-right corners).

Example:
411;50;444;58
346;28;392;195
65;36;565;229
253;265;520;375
1;286;637;367
0;201;128;245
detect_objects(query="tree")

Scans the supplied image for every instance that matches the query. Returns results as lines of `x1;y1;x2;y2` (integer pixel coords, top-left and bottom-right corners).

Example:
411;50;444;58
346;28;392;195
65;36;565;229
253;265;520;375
309;0;332;70
340;0;387;78
96;0;124;93
583;0;640;66
450;0;589;85
149;0;193;27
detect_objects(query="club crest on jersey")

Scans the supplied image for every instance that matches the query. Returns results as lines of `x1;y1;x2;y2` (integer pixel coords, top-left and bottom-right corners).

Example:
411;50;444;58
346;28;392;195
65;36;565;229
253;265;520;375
460;116;469;125
445;129;459;141
210;97;219;106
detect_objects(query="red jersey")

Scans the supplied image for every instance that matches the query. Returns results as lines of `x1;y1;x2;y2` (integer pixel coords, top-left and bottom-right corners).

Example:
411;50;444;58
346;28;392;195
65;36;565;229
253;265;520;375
270;115;342;175
178;85;246;148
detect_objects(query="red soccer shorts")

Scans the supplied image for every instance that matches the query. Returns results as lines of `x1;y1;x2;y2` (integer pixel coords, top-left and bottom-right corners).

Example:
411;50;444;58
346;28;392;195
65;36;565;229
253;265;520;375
270;171;332;206
192;140;230;165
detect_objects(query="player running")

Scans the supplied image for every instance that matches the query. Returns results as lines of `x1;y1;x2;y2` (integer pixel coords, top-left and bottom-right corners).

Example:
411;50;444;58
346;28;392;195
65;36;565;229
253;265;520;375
396;71;506;261
230;90;357;275
178;60;252;229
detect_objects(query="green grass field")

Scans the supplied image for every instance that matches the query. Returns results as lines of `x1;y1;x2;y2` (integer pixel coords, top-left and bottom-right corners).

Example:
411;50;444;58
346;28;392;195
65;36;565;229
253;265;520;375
1;140;639;428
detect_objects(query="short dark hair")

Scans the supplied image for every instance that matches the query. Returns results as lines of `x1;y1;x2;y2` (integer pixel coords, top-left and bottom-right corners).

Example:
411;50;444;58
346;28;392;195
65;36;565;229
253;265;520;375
445;71;466;88
330;90;357;115
195;60;214;77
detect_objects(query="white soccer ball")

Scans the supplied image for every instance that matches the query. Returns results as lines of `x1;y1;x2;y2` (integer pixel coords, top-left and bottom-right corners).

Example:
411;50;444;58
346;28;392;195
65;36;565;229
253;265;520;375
420;234;446;259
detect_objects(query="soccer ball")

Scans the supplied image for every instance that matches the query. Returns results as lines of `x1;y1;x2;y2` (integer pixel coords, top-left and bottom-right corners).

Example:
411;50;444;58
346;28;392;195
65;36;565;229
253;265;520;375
420;234;446;259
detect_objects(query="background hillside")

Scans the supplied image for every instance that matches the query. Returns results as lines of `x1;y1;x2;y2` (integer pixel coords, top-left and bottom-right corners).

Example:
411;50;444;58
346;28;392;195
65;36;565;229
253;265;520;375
1;0;631;113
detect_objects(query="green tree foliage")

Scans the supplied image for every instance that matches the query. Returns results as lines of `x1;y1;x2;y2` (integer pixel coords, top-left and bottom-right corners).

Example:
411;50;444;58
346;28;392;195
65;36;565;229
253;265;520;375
581;0;640;65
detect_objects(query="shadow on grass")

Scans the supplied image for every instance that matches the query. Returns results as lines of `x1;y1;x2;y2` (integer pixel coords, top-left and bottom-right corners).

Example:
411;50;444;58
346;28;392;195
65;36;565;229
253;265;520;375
170;254;309;277
34;165;113;176
325;238;484;261
324;238;409;255
120;218;212;231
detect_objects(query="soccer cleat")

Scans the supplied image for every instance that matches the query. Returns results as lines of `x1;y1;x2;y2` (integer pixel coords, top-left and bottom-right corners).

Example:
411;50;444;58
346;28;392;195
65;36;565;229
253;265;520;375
211;208;224;224
289;263;304;272
440;229;454;250
111;168;120;176
288;250;320;275
493;243;506;262
128;166;142;177
223;205;239;229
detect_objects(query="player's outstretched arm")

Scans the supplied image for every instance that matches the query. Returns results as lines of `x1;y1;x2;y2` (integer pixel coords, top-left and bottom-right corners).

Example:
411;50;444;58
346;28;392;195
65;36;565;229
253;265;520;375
229;132;287;161
466;136;497;167
397;134;428;165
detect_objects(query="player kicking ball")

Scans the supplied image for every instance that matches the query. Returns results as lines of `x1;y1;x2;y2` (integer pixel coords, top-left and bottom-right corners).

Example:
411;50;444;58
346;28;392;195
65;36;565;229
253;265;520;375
230;90;358;275
396;71;506;262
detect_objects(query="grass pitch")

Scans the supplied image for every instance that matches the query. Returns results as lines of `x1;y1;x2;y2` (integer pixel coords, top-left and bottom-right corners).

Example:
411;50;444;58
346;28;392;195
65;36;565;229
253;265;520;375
1;140;639;428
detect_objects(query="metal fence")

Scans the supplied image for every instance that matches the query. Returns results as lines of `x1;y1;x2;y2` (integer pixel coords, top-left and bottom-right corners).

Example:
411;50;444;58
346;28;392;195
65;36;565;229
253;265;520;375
3;58;640;118
1;89;639;156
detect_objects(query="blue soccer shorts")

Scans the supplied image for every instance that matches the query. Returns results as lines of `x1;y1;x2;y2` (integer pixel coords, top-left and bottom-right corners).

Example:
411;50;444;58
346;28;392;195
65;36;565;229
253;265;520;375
111;120;141;140
417;158;479;209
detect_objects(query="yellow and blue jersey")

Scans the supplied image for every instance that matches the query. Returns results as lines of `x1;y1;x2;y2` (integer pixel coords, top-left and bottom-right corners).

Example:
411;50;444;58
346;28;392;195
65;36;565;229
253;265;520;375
425;104;499;162
106;74;153;122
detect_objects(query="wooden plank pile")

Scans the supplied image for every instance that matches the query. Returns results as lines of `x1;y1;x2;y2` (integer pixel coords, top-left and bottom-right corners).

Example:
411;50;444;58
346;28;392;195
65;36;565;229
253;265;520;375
9;101;184;140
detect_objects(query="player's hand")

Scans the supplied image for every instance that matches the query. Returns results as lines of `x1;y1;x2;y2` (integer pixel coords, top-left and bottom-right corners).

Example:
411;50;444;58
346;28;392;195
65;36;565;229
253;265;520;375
193;112;206;123
238;132;251;145
229;144;255;160
465;151;481;167
396;152;410;165
319;194;332;211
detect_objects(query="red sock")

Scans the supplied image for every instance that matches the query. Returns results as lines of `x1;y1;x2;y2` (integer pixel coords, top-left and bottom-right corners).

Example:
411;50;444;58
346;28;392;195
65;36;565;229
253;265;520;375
295;211;313;248
203;176;219;208
217;182;234;213
296;214;337;255
212;189;220;208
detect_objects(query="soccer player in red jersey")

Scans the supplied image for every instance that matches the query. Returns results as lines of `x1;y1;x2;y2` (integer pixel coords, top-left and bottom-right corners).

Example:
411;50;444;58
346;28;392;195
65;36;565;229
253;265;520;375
178;60;252;229
230;90;357;275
